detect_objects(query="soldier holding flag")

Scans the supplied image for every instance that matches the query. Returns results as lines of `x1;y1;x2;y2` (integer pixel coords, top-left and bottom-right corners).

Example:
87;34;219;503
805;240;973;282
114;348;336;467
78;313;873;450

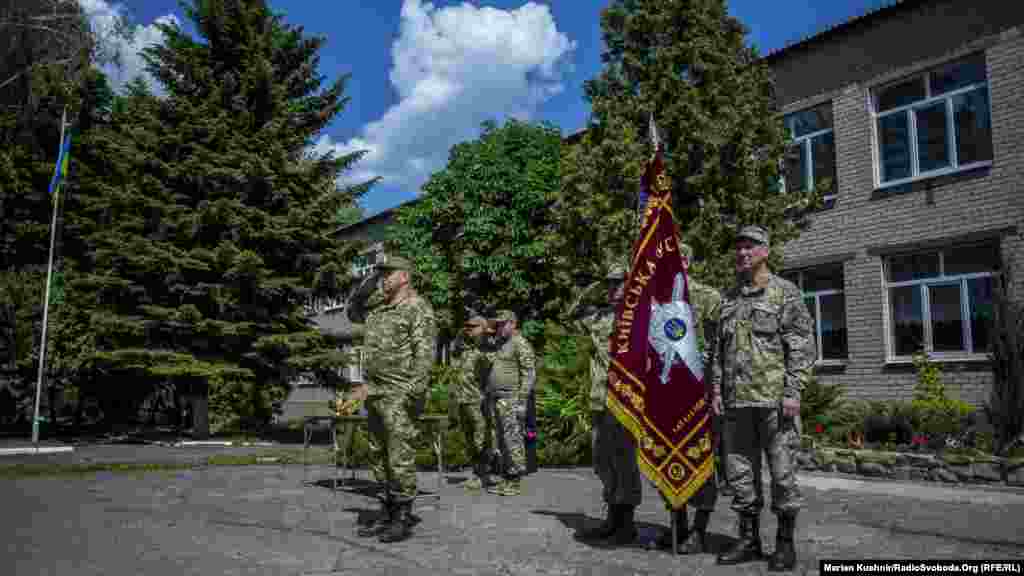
654;241;722;554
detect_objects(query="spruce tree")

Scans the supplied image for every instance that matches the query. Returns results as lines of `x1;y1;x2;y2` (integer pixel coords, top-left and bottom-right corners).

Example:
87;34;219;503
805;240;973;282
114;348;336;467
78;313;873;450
556;0;821;290
63;0;372;430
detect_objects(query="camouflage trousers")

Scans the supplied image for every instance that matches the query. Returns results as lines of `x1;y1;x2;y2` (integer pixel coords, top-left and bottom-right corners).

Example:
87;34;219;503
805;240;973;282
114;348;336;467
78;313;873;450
490;396;526;479
724;406;803;515
456;401;496;476
592;410;643;507
661;414;721;512
365;392;424;503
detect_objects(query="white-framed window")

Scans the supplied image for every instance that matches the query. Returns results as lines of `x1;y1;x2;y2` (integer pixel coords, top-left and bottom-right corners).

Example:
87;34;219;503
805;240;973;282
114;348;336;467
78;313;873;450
781;265;847;363
783;101;837;208
872;52;993;188
883;242;999;360
352;250;379;278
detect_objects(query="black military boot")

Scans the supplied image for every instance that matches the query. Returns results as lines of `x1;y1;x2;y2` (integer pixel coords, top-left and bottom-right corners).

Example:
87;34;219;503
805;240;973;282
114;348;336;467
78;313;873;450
716;513;763;565
356;499;392;537
679;509;711;554
607;505;638;546
582;504;619;540
654;507;688;551
768;512;797;571
378;501;414;543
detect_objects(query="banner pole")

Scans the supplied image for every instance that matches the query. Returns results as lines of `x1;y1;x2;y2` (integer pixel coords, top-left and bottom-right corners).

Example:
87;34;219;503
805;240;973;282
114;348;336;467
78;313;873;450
31;105;69;445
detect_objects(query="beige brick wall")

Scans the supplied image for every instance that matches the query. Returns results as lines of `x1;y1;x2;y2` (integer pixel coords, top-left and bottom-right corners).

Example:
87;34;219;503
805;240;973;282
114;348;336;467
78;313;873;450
773;20;1024;407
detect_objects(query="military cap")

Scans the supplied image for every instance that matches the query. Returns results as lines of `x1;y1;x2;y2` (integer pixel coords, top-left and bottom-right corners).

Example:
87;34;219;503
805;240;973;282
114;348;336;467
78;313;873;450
494;309;517;323
605;261;628;281
737;225;770;246
376;254;415;272
679;242;694;261
465;315;487;327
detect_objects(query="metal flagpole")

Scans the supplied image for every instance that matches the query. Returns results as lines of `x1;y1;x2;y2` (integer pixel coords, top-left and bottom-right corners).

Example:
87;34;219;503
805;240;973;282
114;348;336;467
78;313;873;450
32;106;69;445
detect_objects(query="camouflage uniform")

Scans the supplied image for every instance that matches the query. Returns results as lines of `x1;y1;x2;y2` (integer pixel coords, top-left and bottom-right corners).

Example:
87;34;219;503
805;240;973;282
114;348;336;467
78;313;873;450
451;327;496;483
575;306;643;508
362;281;438;505
674;277;722;512
712;226;815;568
485;311;535;484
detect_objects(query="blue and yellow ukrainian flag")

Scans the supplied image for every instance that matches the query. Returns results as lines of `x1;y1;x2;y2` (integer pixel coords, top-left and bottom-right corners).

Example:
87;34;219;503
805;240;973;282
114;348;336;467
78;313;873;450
48;134;72;203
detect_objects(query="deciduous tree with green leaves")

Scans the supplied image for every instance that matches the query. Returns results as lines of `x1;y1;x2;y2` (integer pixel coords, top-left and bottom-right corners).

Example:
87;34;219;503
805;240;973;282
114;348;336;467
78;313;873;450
388;119;562;343
61;0;373;432
554;0;822;292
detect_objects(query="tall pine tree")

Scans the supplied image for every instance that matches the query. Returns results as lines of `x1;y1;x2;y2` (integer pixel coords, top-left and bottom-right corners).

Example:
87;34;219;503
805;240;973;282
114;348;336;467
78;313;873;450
63;0;373;431
555;0;821;291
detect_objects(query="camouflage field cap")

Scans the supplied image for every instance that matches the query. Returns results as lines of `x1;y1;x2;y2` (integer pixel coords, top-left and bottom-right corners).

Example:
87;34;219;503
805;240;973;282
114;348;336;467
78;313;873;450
737;225;770;247
377;254;415;272
679;243;694;261
605;261;629;281
495;309;517;323
465;315;487;327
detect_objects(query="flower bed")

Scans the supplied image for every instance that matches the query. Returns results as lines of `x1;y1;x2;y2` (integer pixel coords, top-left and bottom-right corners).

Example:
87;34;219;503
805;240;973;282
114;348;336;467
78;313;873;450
794;444;1024;487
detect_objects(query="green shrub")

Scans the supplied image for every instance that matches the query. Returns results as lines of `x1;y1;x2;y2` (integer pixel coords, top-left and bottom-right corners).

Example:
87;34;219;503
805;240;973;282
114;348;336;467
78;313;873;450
823;399;872;445
908;352;975;441
533;321;594;465
801;376;845;436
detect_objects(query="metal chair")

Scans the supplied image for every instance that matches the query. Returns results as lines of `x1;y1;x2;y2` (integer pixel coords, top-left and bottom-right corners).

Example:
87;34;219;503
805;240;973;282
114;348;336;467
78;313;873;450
302;415;338;492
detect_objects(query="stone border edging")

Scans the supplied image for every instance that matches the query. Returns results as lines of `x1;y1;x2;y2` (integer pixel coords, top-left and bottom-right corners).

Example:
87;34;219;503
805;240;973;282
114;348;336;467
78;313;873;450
0;446;75;456
796;446;1024;488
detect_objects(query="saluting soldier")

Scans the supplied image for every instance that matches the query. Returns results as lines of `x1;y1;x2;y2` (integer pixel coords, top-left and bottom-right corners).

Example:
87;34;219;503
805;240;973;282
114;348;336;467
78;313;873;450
712;226;815;570
339;255;438;544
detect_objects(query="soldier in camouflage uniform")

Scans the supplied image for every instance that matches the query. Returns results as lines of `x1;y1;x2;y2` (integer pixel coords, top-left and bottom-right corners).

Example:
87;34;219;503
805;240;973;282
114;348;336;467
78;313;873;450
484;310;536;496
655;243;723;554
342;255;438;544
712;226;815;570
452;315;497;490
568;262;643;545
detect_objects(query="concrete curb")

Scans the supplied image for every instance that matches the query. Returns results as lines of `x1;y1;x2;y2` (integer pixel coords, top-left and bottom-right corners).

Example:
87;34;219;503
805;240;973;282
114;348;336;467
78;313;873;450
171;441;276;448
0;446;75;456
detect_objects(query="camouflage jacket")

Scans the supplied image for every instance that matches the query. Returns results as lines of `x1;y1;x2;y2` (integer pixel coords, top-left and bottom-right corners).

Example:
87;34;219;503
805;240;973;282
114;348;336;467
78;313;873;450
712;273;815;407
485;333;536;400
362;293;437;396
574;307;616;412
451;341;491;404
689;278;723;394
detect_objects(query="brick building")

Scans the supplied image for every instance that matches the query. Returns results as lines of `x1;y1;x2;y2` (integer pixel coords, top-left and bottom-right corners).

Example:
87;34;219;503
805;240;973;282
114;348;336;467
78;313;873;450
766;0;1024;405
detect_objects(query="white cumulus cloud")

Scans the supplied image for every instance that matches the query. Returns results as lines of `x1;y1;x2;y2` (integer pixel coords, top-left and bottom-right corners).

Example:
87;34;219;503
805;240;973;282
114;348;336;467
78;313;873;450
81;0;179;94
313;0;576;196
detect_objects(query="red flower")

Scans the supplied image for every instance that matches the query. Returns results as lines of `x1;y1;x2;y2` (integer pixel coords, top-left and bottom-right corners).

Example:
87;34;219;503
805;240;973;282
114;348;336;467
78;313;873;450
815;423;825;434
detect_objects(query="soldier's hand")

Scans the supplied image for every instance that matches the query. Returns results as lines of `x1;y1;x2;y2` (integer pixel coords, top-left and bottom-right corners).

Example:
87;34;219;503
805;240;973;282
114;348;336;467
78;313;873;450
711;392;723;416
781;397;800;419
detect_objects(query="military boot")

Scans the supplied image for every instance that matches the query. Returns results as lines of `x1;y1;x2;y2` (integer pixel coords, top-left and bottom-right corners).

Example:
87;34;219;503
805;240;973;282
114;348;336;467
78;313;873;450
767;512;797;571
582;504;619;541
716;513;763;565
678;510;711;554
356;499;392;537
607;505;638;546
378;501;414;543
654;507;688;551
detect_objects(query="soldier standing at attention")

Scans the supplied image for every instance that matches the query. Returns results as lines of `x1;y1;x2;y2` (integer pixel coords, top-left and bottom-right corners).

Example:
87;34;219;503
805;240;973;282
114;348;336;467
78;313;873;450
453;315;495;490
484;310;536;496
655;243;722;554
712;226;815;570
569;263;642;546
344;255;437;544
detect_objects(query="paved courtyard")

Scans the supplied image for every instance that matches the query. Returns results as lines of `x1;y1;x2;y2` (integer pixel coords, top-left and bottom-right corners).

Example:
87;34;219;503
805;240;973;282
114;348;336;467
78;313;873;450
2;446;1023;575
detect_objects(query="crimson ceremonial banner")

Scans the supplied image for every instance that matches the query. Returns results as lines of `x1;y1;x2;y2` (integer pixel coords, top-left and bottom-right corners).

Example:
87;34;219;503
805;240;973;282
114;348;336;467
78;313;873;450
606;141;713;510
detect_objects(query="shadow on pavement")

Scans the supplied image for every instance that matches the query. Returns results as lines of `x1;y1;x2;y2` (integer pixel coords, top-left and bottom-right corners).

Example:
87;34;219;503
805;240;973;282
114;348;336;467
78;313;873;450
531;509;738;555
310;477;380;498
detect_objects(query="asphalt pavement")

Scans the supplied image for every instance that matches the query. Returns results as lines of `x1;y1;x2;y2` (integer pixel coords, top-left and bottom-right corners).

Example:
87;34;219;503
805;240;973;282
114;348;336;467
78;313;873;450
3;444;1023;575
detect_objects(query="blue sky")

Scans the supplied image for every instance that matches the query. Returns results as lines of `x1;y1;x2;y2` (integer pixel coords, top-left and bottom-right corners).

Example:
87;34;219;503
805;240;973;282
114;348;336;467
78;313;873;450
85;0;892;217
